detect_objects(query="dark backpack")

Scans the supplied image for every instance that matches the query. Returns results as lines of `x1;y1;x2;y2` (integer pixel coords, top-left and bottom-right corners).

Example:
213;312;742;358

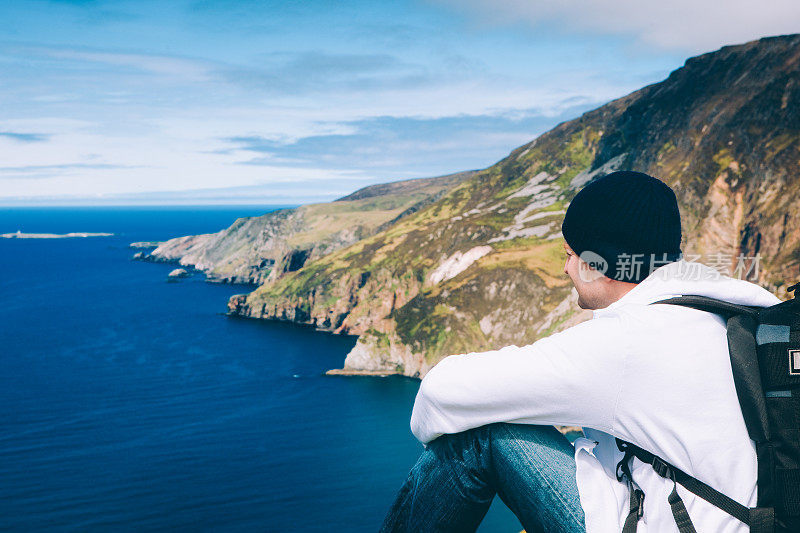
615;282;800;533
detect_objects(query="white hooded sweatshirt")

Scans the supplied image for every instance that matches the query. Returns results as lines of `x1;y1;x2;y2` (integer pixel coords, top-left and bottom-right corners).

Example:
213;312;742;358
410;259;781;532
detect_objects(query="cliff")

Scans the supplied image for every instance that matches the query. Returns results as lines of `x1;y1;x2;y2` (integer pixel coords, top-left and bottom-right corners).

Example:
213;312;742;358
148;34;800;378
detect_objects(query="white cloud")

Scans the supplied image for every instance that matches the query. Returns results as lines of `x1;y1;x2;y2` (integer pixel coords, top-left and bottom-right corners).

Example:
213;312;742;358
432;0;800;52
0;72;630;202
42;48;215;82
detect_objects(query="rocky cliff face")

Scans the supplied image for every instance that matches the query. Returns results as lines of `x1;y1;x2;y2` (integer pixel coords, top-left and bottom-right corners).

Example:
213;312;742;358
153;35;800;379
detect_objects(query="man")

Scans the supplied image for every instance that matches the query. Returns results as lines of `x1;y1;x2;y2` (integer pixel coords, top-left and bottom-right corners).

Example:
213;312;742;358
379;171;781;532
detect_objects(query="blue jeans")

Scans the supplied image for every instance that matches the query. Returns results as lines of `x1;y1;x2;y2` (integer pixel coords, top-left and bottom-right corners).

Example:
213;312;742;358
379;423;586;533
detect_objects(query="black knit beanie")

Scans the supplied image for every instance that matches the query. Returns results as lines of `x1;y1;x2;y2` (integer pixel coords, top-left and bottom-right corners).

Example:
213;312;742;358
561;170;682;283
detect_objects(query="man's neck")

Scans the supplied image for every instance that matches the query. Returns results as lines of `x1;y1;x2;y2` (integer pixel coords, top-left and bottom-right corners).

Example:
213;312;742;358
604;280;638;308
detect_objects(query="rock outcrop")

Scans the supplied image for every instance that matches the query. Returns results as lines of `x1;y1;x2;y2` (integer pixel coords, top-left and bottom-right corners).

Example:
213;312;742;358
168;268;190;280
130;241;161;249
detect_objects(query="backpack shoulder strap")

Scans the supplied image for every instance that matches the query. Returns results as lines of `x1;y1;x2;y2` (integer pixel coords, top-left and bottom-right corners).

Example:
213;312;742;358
652;295;761;318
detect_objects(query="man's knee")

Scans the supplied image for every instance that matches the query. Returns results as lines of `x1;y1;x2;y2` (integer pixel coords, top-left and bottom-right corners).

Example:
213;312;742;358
423;424;513;461
428;423;561;450
488;423;571;447
422;424;571;470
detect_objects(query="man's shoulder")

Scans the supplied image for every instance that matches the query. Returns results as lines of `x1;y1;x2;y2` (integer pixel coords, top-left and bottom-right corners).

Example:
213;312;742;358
563;301;728;349
598;299;727;327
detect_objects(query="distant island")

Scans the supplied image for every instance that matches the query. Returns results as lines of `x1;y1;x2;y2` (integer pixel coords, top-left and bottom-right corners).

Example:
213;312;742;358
1;232;114;239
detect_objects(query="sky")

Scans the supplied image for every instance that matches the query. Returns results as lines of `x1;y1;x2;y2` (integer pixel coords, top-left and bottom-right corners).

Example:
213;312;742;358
1;0;798;205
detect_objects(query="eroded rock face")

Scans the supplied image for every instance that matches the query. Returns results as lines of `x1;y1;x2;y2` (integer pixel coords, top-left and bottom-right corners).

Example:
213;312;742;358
428;246;493;285
341;332;432;378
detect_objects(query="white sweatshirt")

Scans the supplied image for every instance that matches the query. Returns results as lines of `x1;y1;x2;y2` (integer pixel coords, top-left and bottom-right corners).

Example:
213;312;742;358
410;259;781;532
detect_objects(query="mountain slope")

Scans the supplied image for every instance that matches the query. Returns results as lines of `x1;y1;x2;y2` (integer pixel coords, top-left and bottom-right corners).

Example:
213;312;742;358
226;34;800;378
144;171;475;284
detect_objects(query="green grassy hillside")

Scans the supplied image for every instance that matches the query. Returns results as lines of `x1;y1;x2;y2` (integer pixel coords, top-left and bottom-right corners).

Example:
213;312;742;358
229;34;800;377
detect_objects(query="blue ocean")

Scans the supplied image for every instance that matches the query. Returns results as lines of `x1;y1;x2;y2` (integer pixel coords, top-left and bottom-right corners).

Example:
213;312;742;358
0;207;520;532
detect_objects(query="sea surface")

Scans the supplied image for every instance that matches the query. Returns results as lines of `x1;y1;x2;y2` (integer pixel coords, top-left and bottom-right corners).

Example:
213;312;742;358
0;207;520;532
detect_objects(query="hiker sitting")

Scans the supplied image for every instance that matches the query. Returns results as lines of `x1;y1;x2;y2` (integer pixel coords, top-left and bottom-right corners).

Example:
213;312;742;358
379;171;782;533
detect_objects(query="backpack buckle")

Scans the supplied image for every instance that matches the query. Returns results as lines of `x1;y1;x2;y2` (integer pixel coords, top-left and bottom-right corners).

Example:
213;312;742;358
789;282;800;297
651;456;674;480
634;489;645;518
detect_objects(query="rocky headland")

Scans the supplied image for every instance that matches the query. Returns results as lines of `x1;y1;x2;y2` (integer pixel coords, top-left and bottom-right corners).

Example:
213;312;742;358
137;35;800;379
136;171;475;285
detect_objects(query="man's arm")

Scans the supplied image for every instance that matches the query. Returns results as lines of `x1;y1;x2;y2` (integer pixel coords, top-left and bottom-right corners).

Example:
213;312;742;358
410;313;629;444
